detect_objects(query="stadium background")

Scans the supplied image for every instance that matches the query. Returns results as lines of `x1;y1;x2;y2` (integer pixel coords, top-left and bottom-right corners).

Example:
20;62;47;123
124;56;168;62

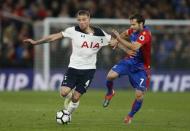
0;0;190;131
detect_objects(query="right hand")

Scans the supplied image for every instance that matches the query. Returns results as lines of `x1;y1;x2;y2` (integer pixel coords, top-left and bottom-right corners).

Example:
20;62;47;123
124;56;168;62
23;39;37;45
109;39;118;50
127;49;136;57
111;30;120;40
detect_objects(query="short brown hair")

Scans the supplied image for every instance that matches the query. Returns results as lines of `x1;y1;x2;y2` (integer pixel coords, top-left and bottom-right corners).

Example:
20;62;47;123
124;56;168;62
76;10;90;17
129;13;145;25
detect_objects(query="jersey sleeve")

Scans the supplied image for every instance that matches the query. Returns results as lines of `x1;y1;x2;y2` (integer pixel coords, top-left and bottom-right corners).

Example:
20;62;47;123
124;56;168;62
102;30;111;46
126;29;134;36
61;27;74;39
136;31;150;45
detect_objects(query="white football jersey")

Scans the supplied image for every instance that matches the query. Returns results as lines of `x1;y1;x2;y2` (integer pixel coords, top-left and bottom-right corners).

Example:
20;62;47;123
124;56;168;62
61;26;111;69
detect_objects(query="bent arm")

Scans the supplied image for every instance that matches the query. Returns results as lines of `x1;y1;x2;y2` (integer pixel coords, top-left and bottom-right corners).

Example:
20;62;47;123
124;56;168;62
117;37;142;51
117;44;136;56
120;30;129;39
109;30;129;49
112;30;142;51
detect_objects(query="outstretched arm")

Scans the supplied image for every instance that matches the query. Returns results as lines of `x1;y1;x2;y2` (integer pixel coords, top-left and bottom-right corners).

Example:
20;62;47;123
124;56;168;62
23;32;63;45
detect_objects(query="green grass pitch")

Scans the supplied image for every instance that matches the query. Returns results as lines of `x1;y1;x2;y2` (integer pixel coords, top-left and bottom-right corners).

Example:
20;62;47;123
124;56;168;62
0;90;190;131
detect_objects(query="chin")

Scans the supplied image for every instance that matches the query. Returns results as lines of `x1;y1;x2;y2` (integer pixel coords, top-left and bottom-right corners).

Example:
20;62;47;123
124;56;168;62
79;26;86;30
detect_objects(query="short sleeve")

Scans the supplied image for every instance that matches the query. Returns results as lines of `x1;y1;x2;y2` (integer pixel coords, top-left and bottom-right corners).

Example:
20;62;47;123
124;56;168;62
127;29;134;36
103;30;111;41
102;30;111;46
61;27;74;38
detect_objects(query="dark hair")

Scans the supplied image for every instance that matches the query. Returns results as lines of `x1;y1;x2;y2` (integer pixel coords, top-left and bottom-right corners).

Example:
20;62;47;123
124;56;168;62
129;13;145;25
76;10;90;17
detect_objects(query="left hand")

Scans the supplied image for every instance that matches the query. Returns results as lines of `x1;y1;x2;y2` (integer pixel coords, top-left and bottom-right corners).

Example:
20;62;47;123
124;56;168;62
111;30;120;40
108;39;118;47
127;49;136;56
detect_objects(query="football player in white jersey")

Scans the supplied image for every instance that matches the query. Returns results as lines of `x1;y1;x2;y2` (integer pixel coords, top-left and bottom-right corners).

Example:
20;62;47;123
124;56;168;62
23;10;114;123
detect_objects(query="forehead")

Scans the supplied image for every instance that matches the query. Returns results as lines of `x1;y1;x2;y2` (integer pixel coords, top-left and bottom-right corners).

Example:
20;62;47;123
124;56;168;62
130;19;138;24
77;15;89;19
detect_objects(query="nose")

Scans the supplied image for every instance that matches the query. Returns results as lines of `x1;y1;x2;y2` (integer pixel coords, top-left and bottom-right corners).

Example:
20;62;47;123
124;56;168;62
79;20;84;24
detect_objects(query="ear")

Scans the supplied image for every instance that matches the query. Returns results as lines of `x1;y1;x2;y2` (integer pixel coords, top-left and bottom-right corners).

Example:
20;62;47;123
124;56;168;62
140;22;144;28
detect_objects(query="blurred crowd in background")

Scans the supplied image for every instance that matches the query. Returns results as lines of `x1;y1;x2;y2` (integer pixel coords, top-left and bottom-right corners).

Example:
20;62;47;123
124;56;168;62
1;0;190;69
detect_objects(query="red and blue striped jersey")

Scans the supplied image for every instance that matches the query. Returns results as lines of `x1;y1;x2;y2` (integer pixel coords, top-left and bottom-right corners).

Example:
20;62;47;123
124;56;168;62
127;26;152;70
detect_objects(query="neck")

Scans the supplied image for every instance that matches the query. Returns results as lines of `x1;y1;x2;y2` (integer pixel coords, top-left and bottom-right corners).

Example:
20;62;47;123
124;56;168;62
140;25;144;31
84;26;93;34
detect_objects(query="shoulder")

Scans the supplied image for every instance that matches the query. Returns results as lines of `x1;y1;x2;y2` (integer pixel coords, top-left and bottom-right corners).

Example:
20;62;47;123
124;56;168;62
74;26;108;36
65;26;75;32
75;26;83;32
127;28;134;36
139;29;151;39
141;27;152;36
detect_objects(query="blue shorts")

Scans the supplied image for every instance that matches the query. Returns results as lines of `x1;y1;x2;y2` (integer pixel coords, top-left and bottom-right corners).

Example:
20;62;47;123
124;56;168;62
112;59;148;91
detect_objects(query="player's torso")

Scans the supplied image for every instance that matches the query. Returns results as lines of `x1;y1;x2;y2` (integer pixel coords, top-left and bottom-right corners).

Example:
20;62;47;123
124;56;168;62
69;26;109;69
71;31;104;57
129;31;144;63
128;28;151;69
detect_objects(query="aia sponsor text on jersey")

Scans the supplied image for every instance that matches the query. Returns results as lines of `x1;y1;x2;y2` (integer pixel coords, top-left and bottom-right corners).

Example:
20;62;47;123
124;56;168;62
81;41;100;48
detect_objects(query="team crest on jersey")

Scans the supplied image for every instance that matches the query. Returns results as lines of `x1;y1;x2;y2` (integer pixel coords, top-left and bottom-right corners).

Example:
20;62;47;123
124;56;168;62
139;35;145;41
81;41;100;48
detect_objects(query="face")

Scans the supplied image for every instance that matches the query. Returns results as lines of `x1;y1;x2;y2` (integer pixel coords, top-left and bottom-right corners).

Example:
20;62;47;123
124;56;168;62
130;19;142;32
77;15;90;30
